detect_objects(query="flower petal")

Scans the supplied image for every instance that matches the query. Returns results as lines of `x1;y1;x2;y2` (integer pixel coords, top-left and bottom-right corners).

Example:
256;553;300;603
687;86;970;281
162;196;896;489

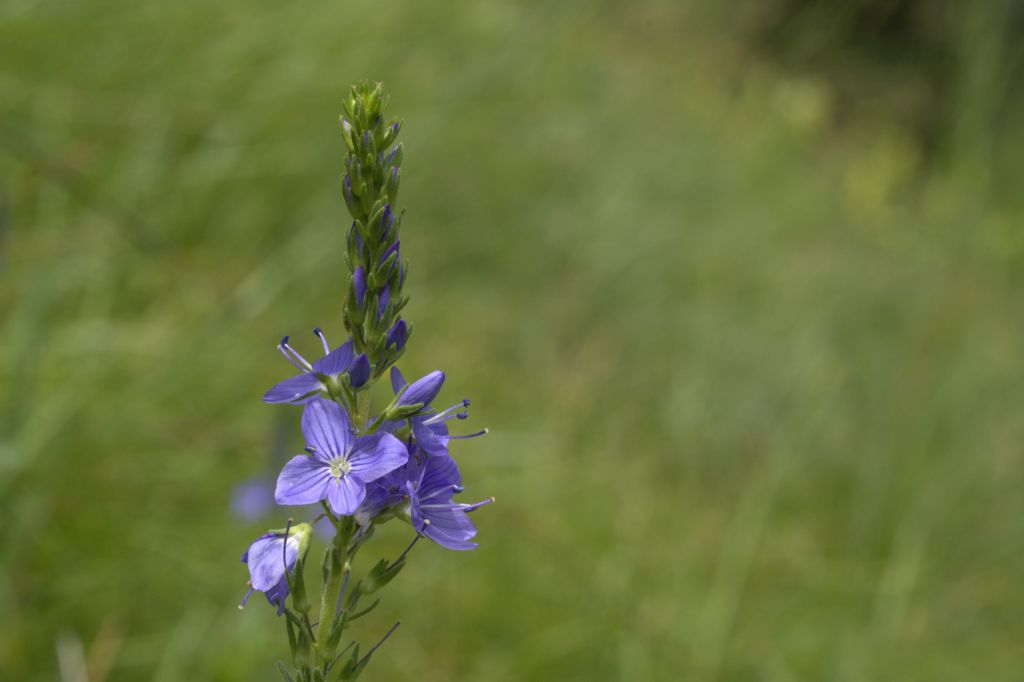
245;533;297;591
327;476;366;515
264;573;291;615
263;373;322;404
312;341;354;377
349;354;371;388
418;454;462;502
301;398;354;459
423;508;478;550
396;370;445;408
390;366;407;394
275;455;331;506
385;319;408;351
347;432;409;483
353;267;367;308
412;416;449;458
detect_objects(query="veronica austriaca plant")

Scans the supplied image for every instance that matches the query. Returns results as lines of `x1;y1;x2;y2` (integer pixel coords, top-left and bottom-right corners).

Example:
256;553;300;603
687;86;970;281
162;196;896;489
238;82;492;682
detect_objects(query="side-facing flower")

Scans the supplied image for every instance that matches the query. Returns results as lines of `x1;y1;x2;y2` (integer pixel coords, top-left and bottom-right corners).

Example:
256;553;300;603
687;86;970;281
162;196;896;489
240;522;312;614
404;454;493;551
264;329;371;404
385;367;485;457
276;398;407;515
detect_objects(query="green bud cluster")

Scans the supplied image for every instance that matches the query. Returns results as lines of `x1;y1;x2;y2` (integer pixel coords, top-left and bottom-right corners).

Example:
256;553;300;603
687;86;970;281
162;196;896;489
339;81;412;380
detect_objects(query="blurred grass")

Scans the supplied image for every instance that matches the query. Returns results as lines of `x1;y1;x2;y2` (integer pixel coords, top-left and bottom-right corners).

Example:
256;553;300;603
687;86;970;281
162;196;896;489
1;0;1023;680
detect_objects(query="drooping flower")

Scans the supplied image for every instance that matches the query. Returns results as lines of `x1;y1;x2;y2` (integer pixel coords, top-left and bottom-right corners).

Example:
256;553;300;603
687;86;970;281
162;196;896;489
276;398;407;515
264;329;370;404
240;522;312;614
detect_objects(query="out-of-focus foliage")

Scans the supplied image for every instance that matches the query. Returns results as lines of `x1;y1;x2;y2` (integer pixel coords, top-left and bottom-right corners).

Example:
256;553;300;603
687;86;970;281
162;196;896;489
738;0;1024;157
1;1;1022;681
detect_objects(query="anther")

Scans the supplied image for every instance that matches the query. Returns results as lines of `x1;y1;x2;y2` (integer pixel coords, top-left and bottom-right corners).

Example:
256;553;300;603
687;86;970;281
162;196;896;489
313;327;330;355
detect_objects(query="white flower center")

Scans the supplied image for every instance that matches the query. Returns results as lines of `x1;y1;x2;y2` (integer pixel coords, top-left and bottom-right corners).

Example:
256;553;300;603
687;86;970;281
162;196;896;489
328;457;351;480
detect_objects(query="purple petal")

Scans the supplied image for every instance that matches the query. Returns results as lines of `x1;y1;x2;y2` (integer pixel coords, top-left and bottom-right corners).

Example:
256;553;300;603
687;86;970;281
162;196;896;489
264;574;290;615
245;533;297;591
412;416;449;457
422;508;478;550
385;319;408;351
353;267;367;308
275;455;331;506
312;341;354;376
379;240;400;266
390;366;407;394
263;373;321;404
349;354;370;388
327;476;366;515
301;398;354;459
397;371;445;408
377;285;390;321
381;204;394;239
348;432;409;483
419;454;462;501
356;480;405;524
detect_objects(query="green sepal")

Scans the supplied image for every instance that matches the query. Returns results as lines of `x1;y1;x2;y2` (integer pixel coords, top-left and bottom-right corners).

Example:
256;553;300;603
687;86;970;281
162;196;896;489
337;645;366;681
361;557;405;595
277;661;295;682
347;598;380;622
369;252;398;289
289;556;311;615
384;401;423;421
286;615;298;657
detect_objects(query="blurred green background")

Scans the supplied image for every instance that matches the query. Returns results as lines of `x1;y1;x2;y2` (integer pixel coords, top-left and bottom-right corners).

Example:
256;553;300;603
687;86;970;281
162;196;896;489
2;1;1023;680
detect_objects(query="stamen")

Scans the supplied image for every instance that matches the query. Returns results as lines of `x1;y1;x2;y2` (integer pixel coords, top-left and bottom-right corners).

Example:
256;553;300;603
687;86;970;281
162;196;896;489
238;586;254;609
277;336;313;372
424;400;471;424
461;497;495;513
313;327;330;355
450;428;489;440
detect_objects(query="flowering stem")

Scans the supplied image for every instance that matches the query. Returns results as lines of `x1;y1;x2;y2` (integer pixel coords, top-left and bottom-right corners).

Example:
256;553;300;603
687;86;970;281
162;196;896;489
243;81;492;681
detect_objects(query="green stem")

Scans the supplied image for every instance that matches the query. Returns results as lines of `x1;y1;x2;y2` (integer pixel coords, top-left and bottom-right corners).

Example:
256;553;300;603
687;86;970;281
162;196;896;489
354;389;373;432
316;520;353;659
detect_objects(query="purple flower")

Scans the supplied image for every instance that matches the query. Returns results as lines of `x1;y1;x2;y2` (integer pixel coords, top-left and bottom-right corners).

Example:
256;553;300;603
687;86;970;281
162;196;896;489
388;367;486;457
240;523;312;614
406;455;492;551
276;399;407;515
264;329;369;404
